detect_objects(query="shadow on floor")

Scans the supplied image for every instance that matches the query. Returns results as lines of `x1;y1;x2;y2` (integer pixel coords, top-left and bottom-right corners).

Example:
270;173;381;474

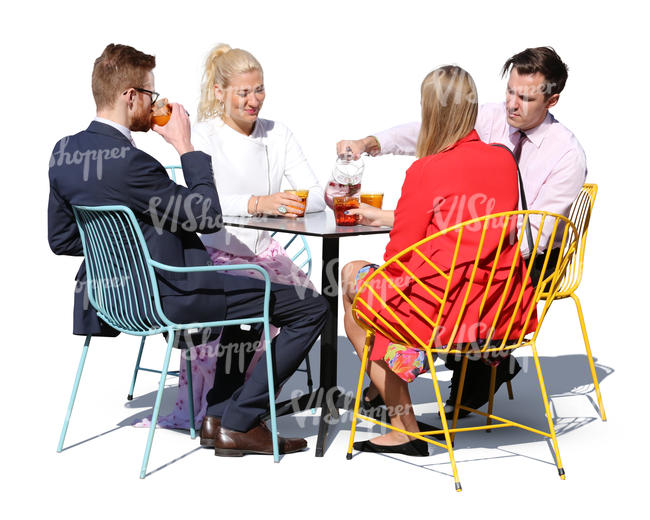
98;335;611;473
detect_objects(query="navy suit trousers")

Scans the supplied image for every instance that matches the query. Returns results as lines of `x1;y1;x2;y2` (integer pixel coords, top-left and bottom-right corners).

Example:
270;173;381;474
182;275;329;432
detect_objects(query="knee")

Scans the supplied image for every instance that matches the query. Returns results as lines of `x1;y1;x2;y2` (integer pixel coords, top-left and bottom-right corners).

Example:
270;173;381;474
292;288;330;325
311;293;330;323
341;261;366;299
340;262;358;288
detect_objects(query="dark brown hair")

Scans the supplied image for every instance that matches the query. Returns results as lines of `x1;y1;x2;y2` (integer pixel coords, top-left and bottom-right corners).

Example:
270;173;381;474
501;47;568;98
91;44;156;110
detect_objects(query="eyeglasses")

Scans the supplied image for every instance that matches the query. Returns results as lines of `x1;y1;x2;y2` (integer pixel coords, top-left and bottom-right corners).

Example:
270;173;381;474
124;87;160;105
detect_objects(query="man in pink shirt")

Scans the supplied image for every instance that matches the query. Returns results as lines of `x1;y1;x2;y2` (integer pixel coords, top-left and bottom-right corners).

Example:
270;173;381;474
338;47;587;417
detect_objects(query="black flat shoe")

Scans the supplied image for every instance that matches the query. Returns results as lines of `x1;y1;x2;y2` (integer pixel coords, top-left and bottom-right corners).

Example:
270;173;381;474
353;438;429;457
360;387;386;419
361;386;385;410
416;420;449;442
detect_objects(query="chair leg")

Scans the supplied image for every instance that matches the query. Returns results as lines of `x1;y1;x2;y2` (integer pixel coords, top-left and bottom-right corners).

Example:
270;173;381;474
486;365;497;432
531;343;565;480
262;319;280;463
506;381;514;400
429;351;462;492
304;353;314;395
128;337;147;400
185;350;196;439
570;293;606;421
450;356;469;444
347;331;372;459
57;335;92;453
304;354;316;413
139;332;175;479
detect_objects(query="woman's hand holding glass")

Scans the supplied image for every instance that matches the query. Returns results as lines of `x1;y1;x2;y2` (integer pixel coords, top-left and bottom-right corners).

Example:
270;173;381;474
344;203;394;227
252;192;305;217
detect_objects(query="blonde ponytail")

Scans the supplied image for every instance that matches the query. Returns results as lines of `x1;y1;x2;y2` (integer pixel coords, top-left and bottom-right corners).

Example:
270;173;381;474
197;44;263;121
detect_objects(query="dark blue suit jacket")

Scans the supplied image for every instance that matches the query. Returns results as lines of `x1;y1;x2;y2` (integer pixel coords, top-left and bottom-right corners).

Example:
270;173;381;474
48;121;227;337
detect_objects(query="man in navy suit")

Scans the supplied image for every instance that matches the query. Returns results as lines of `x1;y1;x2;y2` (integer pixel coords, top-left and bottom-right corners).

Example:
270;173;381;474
48;43;328;455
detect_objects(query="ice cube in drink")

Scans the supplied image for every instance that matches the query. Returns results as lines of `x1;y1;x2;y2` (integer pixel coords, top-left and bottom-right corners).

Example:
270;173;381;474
325;181;361;209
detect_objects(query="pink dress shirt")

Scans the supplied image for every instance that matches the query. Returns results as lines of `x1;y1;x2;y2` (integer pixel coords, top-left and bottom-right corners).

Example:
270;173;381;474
374;102;587;255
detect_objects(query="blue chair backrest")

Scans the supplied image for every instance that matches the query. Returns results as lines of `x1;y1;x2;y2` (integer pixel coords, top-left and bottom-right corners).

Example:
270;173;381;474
73;205;171;335
165;165;181;183
272;232;312;278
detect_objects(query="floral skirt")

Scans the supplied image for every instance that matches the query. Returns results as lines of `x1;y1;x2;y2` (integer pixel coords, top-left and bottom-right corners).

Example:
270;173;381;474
355;264;431;383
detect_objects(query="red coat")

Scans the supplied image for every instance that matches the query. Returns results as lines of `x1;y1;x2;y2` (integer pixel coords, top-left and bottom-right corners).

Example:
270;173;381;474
359;131;538;360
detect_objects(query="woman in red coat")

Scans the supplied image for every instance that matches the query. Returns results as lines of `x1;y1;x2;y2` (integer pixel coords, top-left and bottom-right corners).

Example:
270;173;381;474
341;65;537;456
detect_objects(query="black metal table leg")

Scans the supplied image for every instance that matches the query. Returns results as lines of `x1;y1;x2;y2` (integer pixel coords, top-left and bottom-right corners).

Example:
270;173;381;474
315;237;340;456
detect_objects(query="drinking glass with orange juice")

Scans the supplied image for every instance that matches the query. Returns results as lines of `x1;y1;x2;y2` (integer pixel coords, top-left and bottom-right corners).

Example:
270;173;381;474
360;192;384;209
283;189;309;217
152;98;172;126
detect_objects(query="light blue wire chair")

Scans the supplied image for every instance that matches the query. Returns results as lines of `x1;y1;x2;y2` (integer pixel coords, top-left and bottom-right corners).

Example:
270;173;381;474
271;231;313;278
126;167;316;400
56;205;279;478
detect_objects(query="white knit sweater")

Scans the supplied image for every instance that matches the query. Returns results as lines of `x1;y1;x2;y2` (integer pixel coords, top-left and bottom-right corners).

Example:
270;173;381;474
192;117;325;256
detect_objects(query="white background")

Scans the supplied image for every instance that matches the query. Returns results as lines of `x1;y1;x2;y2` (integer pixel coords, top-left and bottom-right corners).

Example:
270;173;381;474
2;0;648;517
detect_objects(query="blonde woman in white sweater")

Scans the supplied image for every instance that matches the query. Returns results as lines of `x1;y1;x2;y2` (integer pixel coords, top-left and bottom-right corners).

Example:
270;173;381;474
150;44;325;431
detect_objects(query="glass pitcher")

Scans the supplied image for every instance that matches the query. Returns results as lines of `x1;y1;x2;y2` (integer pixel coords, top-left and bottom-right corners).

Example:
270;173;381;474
324;147;364;209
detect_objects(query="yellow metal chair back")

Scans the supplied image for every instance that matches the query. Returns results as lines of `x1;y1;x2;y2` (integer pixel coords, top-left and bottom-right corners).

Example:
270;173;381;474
537;183;606;420
545;183;598;299
347;210;578;491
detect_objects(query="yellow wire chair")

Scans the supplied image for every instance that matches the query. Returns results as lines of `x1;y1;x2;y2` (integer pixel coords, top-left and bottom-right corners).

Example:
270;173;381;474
535;183;605;420
487;184;602;422
346;210;578;491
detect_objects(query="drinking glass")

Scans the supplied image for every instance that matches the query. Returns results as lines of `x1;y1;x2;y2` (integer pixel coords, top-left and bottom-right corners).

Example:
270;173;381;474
284;189;309;217
360;193;384;209
152;98;171;126
333;196;360;226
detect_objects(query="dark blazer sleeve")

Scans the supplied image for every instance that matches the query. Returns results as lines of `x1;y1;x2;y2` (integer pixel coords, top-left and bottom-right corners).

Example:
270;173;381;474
48;157;83;256
126;150;224;235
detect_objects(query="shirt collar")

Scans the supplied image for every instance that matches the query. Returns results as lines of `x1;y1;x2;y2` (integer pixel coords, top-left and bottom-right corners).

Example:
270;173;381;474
444;129;480;152
508;111;554;149
93;117;136;147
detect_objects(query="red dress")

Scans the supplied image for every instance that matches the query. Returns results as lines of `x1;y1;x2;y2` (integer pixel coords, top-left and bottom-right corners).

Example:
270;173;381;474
359;131;538;362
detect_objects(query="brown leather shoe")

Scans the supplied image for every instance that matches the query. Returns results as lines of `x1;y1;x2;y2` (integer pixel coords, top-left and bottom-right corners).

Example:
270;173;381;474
213;421;307;457
199;415;222;448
